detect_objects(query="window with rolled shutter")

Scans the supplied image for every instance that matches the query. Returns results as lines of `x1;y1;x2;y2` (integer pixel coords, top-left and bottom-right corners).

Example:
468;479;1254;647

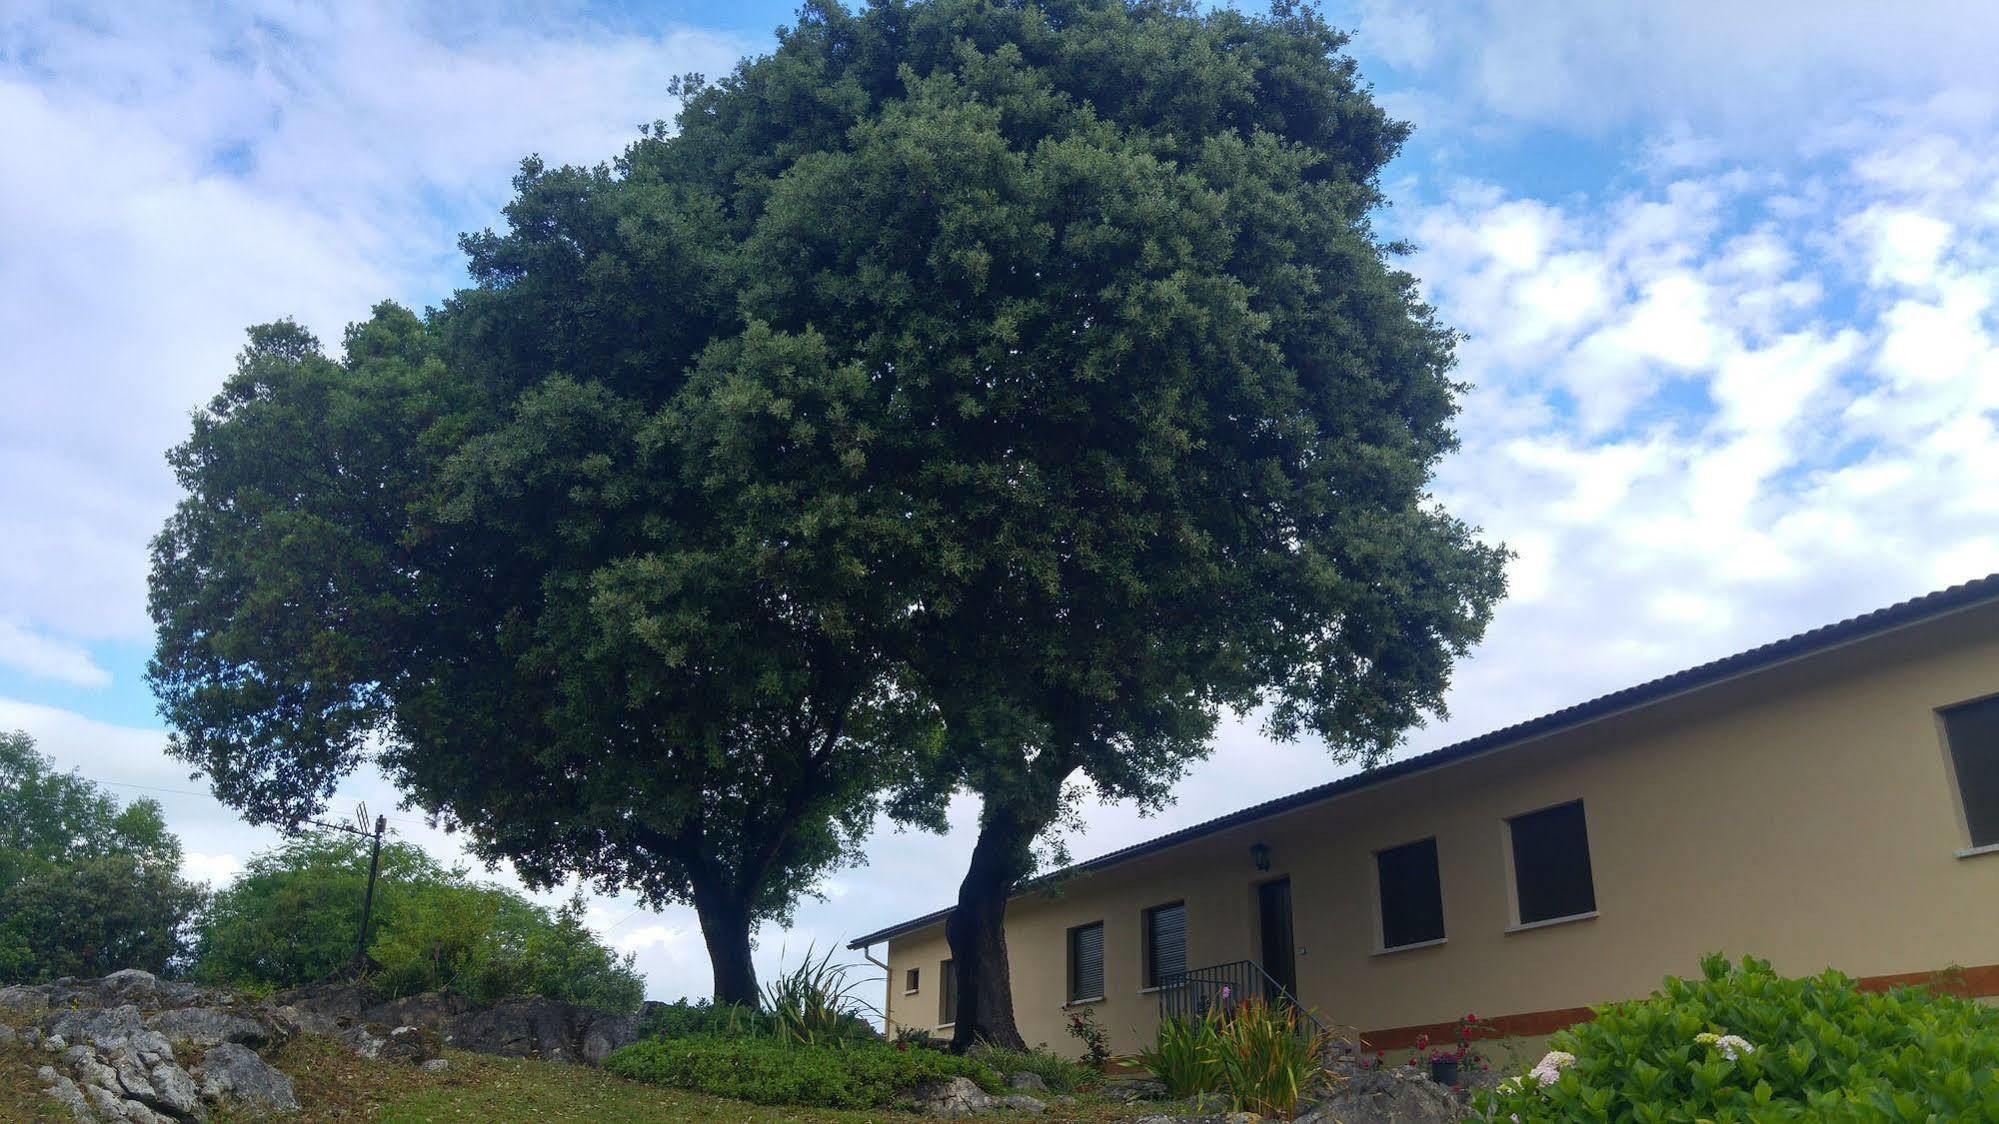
939;959;955;1025
1067;921;1105;1002
1144;902;1187;988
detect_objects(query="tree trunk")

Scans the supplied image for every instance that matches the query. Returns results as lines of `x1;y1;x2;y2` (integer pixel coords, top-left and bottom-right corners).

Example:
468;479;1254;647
693;887;760;1007
947;801;1039;1052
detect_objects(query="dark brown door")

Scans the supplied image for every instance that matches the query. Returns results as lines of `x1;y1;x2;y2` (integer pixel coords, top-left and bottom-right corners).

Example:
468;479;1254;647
1258;878;1296;1003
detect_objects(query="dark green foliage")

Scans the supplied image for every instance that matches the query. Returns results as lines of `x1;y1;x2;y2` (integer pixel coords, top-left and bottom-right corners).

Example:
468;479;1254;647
147;0;1505;1020
195;833;644;1011
604;1036;999;1108
637;1000;773;1041
967;1043;1099;1093
0;731;208;982
644;0;1504;1044
1480;954;1999;1122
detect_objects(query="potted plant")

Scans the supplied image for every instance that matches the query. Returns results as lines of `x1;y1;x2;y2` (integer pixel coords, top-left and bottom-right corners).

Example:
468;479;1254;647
1421;1014;1491;1087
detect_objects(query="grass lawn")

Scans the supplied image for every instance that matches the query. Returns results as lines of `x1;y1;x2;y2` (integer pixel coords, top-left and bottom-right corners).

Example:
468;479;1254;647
5;1024;1155;1123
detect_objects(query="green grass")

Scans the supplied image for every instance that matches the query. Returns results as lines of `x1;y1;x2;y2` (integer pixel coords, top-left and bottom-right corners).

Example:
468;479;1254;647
4;1018;1157;1123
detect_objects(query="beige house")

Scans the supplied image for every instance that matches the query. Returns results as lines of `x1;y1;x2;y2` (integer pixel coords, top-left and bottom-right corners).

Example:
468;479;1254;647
850;575;1999;1056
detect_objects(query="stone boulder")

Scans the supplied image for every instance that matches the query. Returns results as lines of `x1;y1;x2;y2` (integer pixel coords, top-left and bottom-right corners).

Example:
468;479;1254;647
379;1025;443;1066
1294;1063;1466;1124
0;983;51;1017
1102;1077;1172;1102
908;1075;998;1117
440;997;639;1064
195;1043;299;1116
1007;1071;1050;1093
147;1008;287;1052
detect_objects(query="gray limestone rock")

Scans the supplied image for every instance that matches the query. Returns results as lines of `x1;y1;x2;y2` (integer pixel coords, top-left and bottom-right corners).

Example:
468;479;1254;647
195;1043;300;1116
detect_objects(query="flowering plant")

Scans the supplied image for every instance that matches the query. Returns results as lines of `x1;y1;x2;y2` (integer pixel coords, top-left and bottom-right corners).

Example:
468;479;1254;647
1064;1005;1111;1068
1476;953;1999;1121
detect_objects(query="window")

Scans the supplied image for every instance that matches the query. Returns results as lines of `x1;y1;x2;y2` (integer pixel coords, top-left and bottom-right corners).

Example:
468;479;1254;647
1509;800;1597;925
904;967;920;994
1945;695;1999;848
1067;921;1105;1002
1376;837;1446;949
938;959;955;1025
1143;902;1187;988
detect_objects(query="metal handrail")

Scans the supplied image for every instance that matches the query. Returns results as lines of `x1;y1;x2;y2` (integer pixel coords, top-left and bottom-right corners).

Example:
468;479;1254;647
1155;959;1331;1036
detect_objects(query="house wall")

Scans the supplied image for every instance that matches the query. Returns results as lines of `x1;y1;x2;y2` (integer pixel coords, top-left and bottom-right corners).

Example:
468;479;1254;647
879;601;1999;1058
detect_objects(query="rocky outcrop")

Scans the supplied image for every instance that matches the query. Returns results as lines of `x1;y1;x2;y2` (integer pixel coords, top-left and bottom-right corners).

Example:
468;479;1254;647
21;999;289;1121
5;974;295;1122
6;967;653;1119
266;982;640;1064
442;997;638;1064
196;1044;299;1115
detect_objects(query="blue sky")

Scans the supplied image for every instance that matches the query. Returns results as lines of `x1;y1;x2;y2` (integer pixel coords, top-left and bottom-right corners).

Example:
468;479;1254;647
4;0;1998;1003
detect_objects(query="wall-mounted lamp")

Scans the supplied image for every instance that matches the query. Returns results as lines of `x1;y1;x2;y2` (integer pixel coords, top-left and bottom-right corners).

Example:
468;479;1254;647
1250;842;1272;872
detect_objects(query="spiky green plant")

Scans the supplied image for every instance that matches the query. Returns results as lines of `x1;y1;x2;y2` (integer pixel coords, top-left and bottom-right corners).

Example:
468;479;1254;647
1141;1009;1226;1098
760;945;879;1047
1211;999;1335;1118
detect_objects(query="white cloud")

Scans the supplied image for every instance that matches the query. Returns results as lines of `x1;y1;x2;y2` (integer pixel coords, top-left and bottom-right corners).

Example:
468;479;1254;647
0;1;746;644
0;617;112;687
1349;0;1999;141
1402;100;1999;744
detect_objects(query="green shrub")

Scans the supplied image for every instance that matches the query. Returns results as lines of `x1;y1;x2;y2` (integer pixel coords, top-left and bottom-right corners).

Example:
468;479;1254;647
1479;954;1999;1122
0;731;208;983
196;833;644;1011
604;1036;999;1108
967;1043;1099;1093
638;999;771;1040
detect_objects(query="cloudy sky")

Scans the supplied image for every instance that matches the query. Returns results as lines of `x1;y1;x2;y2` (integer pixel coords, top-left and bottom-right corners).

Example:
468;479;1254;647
4;0;1997;1004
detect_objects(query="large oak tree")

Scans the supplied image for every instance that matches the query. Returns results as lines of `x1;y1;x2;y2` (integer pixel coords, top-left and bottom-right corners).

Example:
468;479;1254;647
151;0;1505;1036
646;0;1509;1047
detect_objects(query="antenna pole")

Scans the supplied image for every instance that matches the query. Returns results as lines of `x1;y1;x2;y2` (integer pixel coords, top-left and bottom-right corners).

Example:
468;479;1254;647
355;814;387;968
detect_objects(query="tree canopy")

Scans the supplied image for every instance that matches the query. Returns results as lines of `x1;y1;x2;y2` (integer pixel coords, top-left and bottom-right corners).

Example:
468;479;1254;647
616;0;1508;1045
195;833;645;1011
0;730;208;982
149;0;1505;1028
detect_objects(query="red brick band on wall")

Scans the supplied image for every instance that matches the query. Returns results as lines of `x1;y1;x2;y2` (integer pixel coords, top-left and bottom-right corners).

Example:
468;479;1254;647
1357;963;1999;1053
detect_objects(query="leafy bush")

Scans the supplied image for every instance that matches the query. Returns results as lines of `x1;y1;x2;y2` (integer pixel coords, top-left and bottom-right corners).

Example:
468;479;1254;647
638;999;771;1040
1479;954;1999;1122
1142;999;1333;1118
760;947;878;1045
968;1044;1099;1093
0;731;208;982
196;833;643;1011
604;1036;999;1108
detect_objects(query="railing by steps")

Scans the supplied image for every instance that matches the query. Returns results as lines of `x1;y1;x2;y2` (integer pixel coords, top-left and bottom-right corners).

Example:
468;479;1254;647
1155;959;1330;1036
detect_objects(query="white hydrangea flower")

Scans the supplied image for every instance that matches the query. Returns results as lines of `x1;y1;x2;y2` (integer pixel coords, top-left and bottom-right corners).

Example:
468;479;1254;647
1713;1034;1755;1060
1528;1050;1576;1087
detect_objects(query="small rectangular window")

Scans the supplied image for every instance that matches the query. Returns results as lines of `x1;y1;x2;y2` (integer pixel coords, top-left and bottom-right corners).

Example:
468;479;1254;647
1067;921;1105;1002
1376;837;1446;949
904;967;920;994
1945;695;1999;847
939;959;955;1025
1143;902;1187;988
1509;800;1597;925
